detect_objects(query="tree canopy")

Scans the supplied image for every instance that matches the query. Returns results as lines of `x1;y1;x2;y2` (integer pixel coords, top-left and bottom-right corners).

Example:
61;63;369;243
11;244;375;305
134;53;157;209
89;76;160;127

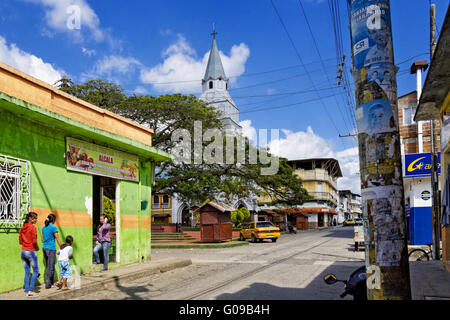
58;78;310;208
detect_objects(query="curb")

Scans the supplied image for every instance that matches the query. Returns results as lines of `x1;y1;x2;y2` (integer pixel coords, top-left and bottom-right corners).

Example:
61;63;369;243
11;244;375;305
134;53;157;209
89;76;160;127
41;258;192;300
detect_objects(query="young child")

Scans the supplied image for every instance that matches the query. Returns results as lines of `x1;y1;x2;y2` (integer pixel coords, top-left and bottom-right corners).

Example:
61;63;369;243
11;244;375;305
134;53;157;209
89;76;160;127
56;235;73;290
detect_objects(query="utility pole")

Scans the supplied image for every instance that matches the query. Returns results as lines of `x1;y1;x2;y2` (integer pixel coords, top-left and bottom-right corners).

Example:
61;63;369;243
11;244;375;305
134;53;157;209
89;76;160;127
430;3;441;261
347;0;411;299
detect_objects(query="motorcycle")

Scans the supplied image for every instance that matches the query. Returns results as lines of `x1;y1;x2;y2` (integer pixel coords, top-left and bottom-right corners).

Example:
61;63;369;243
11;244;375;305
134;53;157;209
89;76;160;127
323;266;367;300
288;225;297;234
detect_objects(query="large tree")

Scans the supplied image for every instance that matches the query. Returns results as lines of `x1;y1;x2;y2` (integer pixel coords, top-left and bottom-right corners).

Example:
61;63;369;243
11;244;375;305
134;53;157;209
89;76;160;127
58;79;310;207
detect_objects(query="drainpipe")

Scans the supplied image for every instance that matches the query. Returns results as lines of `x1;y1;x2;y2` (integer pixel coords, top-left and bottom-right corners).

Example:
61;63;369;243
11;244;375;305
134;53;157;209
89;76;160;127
410;61;429;153
416;67;423;153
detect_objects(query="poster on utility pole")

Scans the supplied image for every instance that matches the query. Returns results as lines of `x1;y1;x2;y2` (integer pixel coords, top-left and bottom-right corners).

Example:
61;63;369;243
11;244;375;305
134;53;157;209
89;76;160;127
350;0;394;71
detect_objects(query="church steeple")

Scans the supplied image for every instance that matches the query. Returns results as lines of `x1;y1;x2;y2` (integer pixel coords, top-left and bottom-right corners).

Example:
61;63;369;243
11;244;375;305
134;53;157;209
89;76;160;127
202;25;228;84
199;26;241;132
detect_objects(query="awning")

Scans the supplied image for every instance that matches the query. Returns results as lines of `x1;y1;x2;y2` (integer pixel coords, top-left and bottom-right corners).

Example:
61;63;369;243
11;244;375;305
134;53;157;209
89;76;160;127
295;208;338;215
414;6;450;121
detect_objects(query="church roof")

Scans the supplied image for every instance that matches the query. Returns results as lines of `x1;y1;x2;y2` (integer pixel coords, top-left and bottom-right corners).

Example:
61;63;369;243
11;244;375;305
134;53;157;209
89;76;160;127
203;39;228;82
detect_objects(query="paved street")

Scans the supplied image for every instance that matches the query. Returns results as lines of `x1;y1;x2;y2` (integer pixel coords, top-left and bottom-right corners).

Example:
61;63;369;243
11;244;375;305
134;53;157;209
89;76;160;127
75;227;366;300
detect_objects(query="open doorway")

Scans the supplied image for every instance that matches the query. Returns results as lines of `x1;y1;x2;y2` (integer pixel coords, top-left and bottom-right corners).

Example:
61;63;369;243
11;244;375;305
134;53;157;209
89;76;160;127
93;176;118;264
318;213;324;227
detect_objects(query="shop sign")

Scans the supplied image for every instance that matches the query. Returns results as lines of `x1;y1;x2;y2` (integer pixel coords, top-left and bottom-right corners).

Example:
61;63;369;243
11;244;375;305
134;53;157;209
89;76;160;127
403;152;440;177
420;191;431;201
66;137;139;181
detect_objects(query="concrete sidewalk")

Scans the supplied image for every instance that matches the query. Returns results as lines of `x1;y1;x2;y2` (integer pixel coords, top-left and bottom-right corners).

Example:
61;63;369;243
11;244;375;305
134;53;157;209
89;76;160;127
1;255;449;300
410;260;450;300
0;258;192;300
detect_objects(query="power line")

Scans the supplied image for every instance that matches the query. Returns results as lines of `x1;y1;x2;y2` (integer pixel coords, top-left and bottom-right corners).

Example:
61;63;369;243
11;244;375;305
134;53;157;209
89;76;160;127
234;85;340;99
238;92;347;115
297;0;356;138
328;0;358;132
133;56;339;86
270;0;348;149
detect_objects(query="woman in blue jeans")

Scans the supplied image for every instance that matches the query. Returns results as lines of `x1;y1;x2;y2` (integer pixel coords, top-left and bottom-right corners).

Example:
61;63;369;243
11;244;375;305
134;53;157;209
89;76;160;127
93;214;111;272
19;212;40;297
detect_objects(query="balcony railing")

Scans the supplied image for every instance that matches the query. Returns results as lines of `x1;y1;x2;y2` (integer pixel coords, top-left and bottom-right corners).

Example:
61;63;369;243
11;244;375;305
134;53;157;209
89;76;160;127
162;203;170;209
295;169;337;190
308;192;338;204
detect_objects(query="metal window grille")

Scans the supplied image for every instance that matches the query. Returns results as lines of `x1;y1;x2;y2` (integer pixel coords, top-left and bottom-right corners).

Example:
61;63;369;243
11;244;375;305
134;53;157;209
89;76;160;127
0;154;31;228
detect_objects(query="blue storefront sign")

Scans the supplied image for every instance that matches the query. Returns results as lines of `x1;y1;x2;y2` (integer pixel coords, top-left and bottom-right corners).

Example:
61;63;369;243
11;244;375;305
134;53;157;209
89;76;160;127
403;152;440;177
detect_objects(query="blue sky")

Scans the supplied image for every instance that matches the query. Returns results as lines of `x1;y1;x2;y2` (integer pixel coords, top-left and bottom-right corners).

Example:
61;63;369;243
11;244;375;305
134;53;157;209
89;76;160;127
0;0;449;193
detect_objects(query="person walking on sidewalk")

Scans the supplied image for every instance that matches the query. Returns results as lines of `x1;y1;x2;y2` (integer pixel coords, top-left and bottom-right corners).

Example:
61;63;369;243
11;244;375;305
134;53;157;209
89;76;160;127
56;235;74;290
93;214;111;272
42;214;62;289
19;212;40;298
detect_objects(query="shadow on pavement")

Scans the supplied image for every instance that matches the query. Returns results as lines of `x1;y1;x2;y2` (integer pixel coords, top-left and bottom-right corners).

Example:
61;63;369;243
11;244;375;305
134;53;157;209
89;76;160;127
104;276;151;300
216;262;363;300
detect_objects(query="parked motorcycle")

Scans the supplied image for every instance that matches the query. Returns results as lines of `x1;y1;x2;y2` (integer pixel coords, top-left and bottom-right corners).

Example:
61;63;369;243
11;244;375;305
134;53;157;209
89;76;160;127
323;266;367;300
288;225;297;234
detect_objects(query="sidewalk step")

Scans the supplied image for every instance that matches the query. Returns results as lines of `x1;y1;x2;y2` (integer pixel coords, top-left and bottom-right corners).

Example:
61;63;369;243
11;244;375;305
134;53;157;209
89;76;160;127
43;259;192;300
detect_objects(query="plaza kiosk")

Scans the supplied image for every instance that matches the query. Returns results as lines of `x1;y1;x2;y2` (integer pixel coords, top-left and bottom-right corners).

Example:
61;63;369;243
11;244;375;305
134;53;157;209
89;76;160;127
194;202;234;242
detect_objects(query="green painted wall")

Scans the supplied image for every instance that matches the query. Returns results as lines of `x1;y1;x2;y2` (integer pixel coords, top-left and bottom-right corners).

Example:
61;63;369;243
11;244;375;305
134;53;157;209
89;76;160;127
139;161;152;260
0;108;153;293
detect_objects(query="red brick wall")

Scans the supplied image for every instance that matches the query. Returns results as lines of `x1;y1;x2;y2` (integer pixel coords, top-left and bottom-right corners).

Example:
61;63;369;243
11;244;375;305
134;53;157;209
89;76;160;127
184;230;241;240
398;92;440;152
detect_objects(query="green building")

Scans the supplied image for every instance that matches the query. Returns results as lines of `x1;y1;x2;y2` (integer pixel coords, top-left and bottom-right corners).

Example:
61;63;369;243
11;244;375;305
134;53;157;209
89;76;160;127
0;62;171;293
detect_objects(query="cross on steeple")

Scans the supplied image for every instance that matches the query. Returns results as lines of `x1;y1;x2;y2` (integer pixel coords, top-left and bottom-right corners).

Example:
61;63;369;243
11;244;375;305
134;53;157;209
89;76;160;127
210;23;218;39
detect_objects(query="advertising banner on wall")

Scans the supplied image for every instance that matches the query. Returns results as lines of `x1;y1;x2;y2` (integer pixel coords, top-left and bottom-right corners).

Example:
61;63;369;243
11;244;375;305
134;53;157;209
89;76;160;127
66;137;139;182
403;152;441;178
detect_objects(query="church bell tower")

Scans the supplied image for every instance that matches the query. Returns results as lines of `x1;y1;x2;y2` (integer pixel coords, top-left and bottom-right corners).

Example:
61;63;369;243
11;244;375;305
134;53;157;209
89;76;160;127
199;26;241;132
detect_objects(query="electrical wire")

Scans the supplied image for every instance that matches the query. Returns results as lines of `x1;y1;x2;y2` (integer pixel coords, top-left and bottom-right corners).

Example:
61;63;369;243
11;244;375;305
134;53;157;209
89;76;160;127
297;0;356;138
270;0;348;149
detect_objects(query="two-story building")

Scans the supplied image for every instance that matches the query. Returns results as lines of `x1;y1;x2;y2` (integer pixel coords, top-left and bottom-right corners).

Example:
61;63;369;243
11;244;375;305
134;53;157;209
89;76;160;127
0;62;171;293
338;190;351;224
349;193;362;219
398;66;441;245
289;158;342;228
338;190;362;224
414;6;450;270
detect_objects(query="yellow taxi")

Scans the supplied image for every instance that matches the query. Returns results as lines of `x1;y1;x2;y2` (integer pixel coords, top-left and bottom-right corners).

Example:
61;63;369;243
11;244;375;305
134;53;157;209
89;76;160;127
239;221;281;243
343;218;355;226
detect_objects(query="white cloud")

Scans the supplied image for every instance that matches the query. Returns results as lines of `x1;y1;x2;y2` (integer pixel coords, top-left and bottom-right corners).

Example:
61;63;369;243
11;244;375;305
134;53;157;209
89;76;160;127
24;0;109;44
81;55;141;82
133;86;149;95
81;47;96;56
0;36;63;85
239;119;257;143
268;126;335;160
140;35;250;94
241;120;361;194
